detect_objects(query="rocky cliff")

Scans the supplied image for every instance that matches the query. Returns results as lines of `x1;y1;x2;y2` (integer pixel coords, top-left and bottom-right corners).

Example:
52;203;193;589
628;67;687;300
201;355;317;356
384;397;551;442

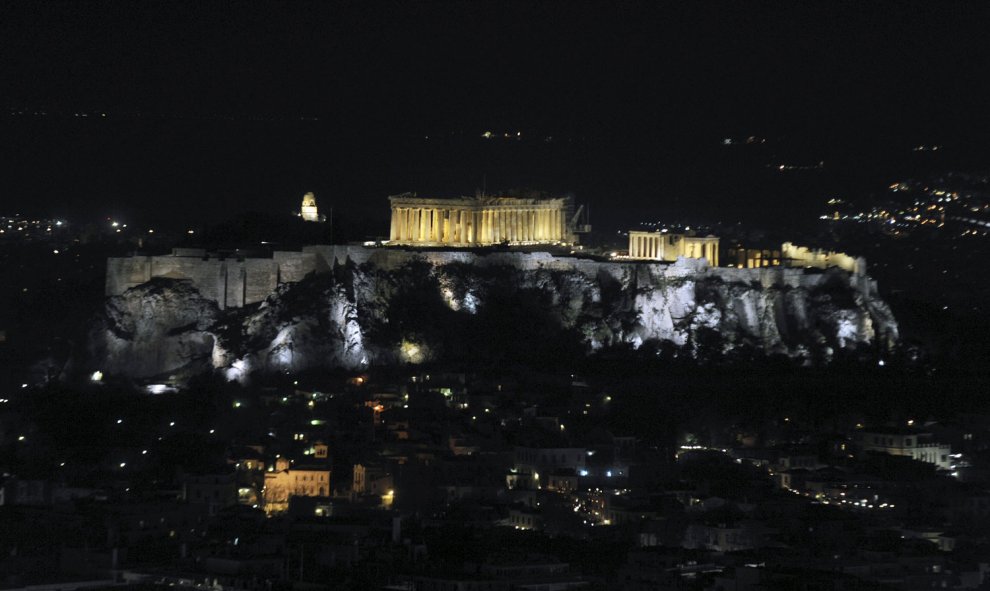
87;253;899;381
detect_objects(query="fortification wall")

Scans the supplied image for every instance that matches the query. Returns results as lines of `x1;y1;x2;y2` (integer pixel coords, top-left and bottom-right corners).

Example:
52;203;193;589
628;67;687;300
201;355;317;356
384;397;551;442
239;259;280;307
273;251;321;283
106;252;280;309
782;242;866;275
106;256;155;295
107;245;874;310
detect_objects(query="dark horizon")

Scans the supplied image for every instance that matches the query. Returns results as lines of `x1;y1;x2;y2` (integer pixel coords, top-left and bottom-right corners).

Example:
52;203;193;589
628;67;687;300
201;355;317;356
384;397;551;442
2;2;990;233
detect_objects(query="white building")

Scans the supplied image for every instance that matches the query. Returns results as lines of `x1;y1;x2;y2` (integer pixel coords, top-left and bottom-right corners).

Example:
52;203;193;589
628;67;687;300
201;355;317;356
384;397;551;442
300;192;324;222
856;428;952;470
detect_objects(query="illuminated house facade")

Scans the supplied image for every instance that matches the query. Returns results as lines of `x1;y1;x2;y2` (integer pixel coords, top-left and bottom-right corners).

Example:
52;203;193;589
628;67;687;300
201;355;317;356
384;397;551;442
263;457;331;515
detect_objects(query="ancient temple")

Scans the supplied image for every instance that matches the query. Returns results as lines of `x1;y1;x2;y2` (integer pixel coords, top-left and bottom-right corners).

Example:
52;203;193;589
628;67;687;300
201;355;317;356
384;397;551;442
628;230;720;265
387;194;582;246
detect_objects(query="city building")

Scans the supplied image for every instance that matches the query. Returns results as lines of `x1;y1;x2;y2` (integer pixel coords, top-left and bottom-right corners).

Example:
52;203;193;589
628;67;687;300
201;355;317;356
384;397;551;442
263;458;332;515
856;427;953;470
181;472;238;515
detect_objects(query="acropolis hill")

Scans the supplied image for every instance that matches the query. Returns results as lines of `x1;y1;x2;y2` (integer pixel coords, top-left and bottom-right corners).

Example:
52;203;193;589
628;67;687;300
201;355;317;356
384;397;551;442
92;193;898;381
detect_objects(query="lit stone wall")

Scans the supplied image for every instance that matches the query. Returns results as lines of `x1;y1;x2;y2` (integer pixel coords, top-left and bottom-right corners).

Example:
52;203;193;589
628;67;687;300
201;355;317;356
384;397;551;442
627;231;720;266
107;244;873;312
781;242;865;275
273;251;321;283
106;249;318;309
387;194;574;246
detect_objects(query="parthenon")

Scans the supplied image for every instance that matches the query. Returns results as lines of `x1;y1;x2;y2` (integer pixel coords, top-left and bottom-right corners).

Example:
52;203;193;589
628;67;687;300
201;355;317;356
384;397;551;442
388;194;578;246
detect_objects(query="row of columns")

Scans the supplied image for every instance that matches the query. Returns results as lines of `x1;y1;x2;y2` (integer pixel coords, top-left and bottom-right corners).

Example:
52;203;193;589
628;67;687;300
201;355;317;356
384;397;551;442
630;234;666;260
629;233;720;266
686;241;719;266
390;207;564;244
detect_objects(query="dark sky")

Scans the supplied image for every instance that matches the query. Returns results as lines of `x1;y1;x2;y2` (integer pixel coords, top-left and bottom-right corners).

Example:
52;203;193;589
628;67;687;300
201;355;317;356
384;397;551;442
1;1;989;231
4;2;987;129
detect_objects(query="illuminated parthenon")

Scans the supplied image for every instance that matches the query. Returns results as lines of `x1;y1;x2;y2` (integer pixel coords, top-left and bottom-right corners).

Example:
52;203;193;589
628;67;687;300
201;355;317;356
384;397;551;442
628;230;720;266
388;194;580;246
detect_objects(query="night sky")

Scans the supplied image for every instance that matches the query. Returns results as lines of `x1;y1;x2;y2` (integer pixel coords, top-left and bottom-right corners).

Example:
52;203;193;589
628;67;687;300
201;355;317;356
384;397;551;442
2;2;989;232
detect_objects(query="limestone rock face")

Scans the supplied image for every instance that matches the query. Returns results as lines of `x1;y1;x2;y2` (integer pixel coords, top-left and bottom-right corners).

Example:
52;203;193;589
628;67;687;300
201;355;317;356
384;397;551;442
87;254;899;381
88;278;221;378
